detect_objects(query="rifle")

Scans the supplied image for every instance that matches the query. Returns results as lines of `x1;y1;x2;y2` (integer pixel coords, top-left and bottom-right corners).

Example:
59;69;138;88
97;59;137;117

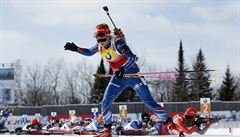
196;116;221;125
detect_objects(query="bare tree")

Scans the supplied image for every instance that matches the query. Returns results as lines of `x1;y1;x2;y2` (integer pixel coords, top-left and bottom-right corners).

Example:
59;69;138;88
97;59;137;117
44;59;64;105
23;64;51;106
14;60;25;105
141;63;173;102
15;58;94;106
63;64;81;104
62;60;94;104
147;80;174;102
75;61;94;104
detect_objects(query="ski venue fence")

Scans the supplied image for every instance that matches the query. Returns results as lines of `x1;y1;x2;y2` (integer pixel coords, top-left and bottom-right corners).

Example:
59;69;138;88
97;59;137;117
4;101;240;116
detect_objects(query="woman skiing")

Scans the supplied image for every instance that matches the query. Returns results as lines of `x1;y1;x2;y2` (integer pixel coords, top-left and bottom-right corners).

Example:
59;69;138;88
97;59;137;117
64;23;168;137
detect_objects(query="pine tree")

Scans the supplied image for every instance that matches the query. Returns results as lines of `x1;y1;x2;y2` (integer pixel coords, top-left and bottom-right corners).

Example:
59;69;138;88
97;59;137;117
189;49;213;101
218;65;237;101
235;74;240;100
90;58;109;103
172;40;189;101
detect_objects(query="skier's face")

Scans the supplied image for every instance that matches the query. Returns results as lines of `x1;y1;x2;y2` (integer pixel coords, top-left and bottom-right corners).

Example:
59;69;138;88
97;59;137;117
95;31;107;43
96;36;109;46
185;115;195;121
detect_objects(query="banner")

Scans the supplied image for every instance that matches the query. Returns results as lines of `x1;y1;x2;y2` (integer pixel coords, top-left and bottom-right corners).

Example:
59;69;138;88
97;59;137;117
119;105;127;118
91;108;99;119
200;98;211;117
0;67;15;104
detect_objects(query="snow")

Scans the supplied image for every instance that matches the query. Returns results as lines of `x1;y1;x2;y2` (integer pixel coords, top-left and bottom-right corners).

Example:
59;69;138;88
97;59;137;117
0;128;240;137
0;135;239;137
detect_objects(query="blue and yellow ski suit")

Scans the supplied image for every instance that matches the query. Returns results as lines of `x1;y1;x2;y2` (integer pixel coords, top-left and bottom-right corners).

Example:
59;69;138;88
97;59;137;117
75;36;168;125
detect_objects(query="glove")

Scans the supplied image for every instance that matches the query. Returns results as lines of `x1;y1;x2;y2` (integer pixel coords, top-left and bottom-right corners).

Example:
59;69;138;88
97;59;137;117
113;28;125;38
194;119;203;127
115;67;125;79
179;132;186;137
163;117;172;124
26;124;32;130
64;42;78;51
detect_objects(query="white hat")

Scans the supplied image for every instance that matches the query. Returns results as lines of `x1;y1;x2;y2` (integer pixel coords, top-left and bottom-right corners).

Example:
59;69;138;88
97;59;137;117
71;116;80;124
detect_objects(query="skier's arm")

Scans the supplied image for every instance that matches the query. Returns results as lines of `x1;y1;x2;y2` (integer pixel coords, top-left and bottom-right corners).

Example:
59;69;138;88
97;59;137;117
76;45;98;56
64;42;98;56
115;38;137;70
168;123;182;135
177;121;198;134
195;120;211;135
173;117;198;135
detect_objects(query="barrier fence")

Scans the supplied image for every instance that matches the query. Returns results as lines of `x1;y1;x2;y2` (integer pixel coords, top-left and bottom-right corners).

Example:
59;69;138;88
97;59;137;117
2;101;240;116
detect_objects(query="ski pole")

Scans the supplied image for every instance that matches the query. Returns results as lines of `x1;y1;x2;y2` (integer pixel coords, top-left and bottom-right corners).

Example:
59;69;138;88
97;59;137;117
103;6;123;38
175;69;218;73
103;6;117;29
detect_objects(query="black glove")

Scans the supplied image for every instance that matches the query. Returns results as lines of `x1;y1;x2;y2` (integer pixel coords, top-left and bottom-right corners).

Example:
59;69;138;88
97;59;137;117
26;124;32;130
113;28;125;38
64;42;78;51
179;132;186;137
194;119;203;127
115;67;125;79
163;117;172;124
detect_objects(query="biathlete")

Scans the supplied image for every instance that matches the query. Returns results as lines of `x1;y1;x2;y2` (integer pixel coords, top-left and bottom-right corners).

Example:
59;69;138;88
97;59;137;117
117;112;184;137
0;108;10;133
64;23;168;137
173;107;211;135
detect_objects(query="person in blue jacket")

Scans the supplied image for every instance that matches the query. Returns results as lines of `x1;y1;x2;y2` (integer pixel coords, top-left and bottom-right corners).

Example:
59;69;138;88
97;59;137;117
0;108;10;132
64;23;168;137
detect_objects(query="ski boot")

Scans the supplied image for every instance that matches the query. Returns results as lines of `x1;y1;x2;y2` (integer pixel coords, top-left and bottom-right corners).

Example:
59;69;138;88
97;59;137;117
94;124;112;137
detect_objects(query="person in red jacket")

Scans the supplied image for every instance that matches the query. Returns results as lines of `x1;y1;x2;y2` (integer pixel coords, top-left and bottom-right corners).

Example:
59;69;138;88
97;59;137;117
173;107;211;135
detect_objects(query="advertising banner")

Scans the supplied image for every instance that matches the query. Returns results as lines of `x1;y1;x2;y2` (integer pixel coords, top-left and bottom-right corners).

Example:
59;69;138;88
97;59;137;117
0;67;15;104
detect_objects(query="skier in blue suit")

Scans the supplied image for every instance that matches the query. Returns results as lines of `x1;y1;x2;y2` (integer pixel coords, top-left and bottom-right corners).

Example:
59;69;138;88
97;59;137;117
64;23;169;137
0;108;10;131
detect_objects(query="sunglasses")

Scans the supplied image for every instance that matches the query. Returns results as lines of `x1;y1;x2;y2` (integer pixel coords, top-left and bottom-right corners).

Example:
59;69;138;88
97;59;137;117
94;32;106;38
185;115;195;119
97;38;107;43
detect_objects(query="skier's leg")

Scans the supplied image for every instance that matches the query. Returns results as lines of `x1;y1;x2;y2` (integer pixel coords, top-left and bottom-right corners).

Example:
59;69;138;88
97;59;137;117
94;77;127;137
132;78;168;122
101;77;127;125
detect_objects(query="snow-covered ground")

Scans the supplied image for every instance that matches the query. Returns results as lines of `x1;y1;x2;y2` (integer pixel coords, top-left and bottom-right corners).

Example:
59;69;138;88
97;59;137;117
0;135;239;137
203;128;240;136
0;128;240;137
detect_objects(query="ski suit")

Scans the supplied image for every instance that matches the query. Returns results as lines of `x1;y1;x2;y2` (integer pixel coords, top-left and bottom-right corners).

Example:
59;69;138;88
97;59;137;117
119;120;145;135
173;114;210;135
0;108;10;129
75;35;168;125
150;122;181;135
